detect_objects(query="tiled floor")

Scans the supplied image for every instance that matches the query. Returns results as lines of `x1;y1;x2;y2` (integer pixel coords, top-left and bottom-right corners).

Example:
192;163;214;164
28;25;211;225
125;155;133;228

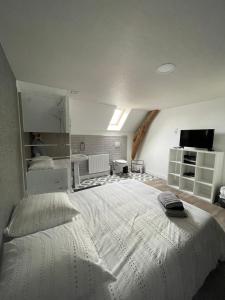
78;172;156;189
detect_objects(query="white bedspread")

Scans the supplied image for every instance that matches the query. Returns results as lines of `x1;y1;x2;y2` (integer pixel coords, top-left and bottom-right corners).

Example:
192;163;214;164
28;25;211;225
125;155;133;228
69;179;225;300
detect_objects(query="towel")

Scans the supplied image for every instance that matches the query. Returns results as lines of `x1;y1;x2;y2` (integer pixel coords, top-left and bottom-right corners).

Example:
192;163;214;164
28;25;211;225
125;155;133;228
158;191;187;218
160;205;187;218
158;192;183;209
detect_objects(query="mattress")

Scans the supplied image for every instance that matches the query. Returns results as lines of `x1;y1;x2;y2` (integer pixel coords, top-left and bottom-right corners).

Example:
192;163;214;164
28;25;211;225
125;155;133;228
69;179;225;300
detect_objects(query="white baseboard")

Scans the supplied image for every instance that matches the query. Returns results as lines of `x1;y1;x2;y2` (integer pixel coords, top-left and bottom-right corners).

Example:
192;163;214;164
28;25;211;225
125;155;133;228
146;169;167;180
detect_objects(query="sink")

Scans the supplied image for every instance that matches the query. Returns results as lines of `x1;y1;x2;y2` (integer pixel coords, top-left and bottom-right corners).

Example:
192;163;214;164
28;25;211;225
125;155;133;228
71;154;88;163
71;154;88;190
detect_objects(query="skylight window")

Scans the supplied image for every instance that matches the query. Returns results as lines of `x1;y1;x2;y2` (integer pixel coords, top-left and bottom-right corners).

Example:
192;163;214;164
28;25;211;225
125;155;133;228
107;108;130;131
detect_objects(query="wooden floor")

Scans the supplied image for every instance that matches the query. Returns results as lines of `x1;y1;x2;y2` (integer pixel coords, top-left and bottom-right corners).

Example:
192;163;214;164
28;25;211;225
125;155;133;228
145;178;225;300
145;178;225;232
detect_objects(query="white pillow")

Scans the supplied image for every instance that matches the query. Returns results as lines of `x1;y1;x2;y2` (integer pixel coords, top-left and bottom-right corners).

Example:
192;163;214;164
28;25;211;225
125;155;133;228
29;159;55;171
0;218;115;300
5;192;79;238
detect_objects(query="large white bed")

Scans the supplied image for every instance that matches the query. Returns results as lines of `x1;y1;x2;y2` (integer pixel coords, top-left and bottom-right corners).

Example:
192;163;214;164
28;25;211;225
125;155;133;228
1;180;225;300
69;179;225;300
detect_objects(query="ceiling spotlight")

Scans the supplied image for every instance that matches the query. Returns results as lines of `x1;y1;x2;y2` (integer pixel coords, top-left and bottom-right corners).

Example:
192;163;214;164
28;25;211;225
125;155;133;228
157;63;176;74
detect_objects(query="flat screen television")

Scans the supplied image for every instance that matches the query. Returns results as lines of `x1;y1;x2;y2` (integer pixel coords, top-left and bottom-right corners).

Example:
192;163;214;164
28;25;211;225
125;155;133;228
179;129;214;150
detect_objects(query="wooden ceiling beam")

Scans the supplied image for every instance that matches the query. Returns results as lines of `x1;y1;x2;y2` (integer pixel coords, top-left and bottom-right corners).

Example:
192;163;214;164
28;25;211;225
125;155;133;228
131;110;160;160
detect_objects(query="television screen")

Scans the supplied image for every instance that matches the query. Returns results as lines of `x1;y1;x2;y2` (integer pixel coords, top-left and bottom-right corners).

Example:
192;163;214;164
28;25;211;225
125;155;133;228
179;129;214;150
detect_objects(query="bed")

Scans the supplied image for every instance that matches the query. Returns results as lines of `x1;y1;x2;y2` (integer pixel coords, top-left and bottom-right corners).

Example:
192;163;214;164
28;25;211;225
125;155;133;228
69;179;225;300
1;180;225;300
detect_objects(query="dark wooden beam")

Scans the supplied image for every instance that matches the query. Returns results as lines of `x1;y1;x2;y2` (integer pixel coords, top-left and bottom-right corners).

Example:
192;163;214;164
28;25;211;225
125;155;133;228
131;110;160;160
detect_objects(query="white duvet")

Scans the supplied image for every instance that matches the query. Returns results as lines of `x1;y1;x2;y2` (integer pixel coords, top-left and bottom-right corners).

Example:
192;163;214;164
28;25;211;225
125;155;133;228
70;179;225;300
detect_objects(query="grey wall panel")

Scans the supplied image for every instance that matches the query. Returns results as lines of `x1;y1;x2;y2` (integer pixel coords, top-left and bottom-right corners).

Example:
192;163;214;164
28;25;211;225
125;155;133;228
71;135;127;175
0;43;23;246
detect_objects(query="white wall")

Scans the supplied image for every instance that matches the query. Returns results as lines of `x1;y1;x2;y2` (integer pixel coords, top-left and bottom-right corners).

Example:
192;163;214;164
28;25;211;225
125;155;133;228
137;98;225;184
0;43;23;245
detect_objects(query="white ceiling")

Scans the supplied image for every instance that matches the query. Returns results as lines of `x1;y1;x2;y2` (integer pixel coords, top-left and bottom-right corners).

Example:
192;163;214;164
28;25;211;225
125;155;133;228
1;0;225;110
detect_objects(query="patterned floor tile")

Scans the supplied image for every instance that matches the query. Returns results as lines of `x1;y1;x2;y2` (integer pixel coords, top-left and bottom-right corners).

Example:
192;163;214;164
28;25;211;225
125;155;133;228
78;172;156;189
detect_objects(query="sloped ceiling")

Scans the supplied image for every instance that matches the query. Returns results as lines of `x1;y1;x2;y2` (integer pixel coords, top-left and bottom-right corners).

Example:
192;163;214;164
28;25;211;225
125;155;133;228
18;81;147;133
70;99;148;134
70;99;116;133
1;0;225;110
122;109;148;133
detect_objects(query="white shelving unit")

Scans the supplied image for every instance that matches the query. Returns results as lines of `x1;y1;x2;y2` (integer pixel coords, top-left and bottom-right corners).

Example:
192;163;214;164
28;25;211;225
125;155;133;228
21;99;71;193
168;148;224;203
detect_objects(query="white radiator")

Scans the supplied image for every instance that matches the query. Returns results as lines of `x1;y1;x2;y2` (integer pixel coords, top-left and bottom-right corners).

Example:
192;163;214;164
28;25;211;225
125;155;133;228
88;154;110;174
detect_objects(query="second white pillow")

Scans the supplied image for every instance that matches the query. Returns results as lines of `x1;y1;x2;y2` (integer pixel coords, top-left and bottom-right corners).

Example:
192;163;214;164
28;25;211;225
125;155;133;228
6;192;79;238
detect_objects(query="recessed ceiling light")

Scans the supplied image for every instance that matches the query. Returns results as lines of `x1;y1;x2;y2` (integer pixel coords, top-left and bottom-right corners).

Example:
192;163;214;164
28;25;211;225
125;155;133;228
157;63;176;74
